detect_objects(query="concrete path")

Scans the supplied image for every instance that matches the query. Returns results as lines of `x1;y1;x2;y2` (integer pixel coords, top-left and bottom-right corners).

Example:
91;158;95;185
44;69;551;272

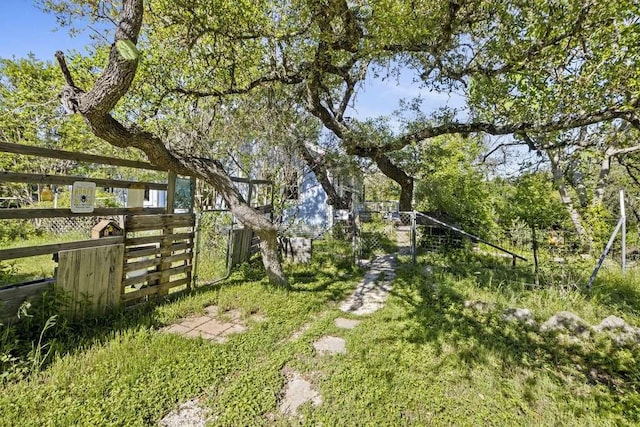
340;253;396;315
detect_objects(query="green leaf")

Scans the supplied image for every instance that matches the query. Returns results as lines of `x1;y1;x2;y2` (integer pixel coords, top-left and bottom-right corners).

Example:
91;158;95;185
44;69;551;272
115;39;139;61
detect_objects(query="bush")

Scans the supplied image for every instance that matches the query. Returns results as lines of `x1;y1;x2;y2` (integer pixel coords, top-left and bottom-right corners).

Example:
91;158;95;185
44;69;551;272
0;219;39;243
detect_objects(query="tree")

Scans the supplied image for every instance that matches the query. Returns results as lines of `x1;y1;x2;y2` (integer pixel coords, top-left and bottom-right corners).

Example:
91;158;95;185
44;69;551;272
414;134;497;237
511;173;565;286
50;0;287;285
41;0;640;283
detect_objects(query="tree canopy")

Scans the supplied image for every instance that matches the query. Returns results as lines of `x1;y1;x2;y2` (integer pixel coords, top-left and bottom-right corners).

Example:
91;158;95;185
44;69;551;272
21;0;640;281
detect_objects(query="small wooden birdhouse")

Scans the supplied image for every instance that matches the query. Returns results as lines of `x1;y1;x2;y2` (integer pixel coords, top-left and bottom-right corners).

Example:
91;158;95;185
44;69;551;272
91;219;124;239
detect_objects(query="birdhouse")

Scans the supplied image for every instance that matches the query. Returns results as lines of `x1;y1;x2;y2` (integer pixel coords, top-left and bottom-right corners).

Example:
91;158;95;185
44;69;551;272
40;186;54;202
91;219;124;239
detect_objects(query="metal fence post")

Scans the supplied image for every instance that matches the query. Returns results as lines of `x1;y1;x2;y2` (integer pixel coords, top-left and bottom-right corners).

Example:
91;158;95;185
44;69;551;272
411;210;417;265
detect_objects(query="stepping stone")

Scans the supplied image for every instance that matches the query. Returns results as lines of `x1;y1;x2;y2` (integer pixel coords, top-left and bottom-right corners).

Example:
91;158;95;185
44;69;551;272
334;318;360;330
159;398;211;427
220;324;247;336
279;372;322;416
313;336;346;355
341;253;396;315
196;320;234;336
163;324;191;335
223;309;243;322
289;322;312;342
179;315;212;330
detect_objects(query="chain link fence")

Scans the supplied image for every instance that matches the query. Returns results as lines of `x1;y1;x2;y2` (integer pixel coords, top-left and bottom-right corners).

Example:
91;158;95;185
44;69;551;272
193;211;233;286
31;217;110;236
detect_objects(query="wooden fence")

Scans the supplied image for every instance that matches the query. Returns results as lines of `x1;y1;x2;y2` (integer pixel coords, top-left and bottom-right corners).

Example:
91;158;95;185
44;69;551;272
0;142;194;320
0;141;276;320
122;214;195;304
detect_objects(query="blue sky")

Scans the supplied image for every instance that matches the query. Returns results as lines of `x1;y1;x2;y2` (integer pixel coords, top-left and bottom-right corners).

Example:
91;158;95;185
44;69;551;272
0;0;96;60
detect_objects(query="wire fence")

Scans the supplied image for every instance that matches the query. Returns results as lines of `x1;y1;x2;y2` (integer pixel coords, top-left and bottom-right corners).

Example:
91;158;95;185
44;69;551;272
193;211;233;286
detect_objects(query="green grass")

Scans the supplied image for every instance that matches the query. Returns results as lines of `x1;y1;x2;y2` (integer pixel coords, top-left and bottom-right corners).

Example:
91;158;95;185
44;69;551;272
1;247;640;425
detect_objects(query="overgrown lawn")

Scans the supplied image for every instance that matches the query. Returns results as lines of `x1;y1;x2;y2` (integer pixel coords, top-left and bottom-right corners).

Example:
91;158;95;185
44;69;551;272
1;248;640;425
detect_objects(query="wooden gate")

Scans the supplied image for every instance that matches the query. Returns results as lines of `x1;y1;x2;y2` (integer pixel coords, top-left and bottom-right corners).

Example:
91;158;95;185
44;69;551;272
121;213;195;305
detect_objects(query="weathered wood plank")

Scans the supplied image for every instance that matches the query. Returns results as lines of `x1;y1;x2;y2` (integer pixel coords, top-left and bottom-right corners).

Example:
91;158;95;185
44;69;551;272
0;207;165;220
124;241;192;259
124;232;194;247
125;214;195;232
121;277;191;302
57;244;124;314
0;171;167;191
0;279;55;323
123;252;191;273
0;236;125;261
0;142;165;171
122;264;191;287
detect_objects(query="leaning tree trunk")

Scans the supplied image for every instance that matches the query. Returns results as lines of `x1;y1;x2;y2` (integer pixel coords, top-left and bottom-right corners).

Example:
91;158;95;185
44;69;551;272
372;153;414;213
548;149;593;253
298;140;350;209
54;0;287;285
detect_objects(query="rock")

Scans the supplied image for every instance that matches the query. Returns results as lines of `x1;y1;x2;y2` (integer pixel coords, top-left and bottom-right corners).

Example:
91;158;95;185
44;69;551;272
313;336;347;355
540;311;590;338
594;315;627;331
334;318;361;330
502;308;536;328
279;372;322;416
159;399;212;427
594;315;640;346
464;300;495;313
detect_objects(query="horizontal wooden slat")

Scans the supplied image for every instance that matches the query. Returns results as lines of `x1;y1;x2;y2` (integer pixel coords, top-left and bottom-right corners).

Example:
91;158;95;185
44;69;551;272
125;245;161;258
125;214;195;232
0;171;167;191
122;264;191;287
124;241;192;259
0;207;165;220
0;236;125;260
125;232;194;247
123;252;192;273
121;277;191;302
0;142;165;171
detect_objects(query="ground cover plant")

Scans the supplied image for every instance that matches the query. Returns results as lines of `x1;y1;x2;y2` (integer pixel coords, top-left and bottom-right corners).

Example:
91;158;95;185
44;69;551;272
1;243;640;425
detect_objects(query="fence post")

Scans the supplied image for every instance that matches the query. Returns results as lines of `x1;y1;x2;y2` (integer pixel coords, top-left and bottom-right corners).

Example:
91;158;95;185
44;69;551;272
411;211;417;265
621;189;626;275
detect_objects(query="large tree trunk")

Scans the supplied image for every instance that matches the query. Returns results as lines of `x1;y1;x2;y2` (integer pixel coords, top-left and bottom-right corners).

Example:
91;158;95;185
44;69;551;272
298;141;350;209
548;149;593;253
373;153;414;212
55;0;287;286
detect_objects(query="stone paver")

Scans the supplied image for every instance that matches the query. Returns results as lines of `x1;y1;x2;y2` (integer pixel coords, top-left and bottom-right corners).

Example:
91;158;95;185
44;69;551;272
334;318;361;329
313;335;347;355
180;315;212;330
160;305;251;343
221;324;247;336
159;398;212;427
198;320;234;336
279;372;323;416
